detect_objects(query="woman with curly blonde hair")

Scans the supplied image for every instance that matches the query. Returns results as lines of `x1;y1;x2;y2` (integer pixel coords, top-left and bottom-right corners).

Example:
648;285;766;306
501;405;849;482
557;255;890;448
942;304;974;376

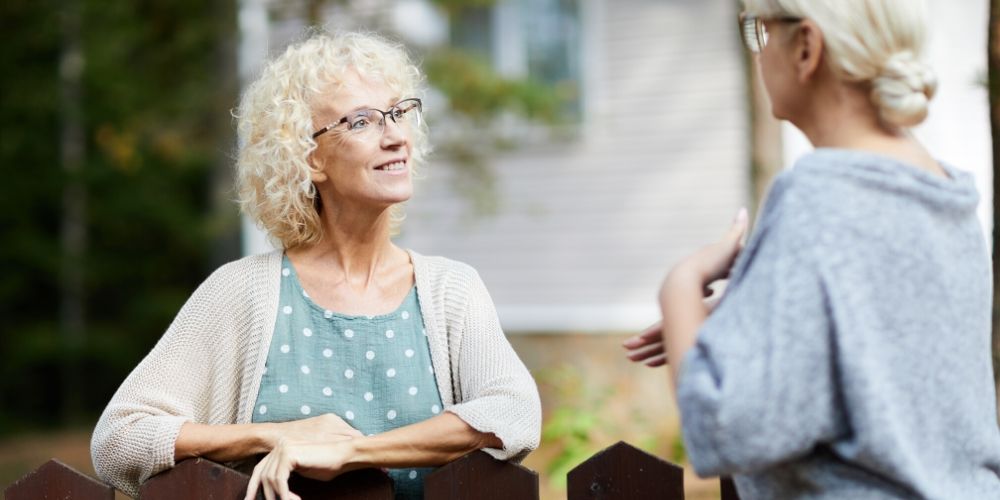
91;31;540;500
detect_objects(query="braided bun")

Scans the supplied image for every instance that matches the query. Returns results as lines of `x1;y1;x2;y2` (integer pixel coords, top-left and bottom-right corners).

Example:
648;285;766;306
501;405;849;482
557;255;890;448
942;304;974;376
870;51;937;127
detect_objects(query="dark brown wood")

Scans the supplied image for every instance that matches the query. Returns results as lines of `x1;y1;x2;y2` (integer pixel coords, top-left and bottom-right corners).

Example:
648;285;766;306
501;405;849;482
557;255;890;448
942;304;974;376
3;459;114;500
567;441;684;500
989;0;1000;410
287;469;394;500
424;451;539;500
720;476;741;500
139;458;393;500
140;458;250;500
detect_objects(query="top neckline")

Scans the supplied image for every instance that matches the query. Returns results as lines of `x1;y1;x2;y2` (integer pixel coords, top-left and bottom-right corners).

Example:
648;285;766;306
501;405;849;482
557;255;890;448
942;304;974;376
280;253;417;321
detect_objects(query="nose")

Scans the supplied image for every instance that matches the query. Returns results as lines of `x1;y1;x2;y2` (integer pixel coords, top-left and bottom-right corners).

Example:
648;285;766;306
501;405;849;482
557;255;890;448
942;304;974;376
380;114;408;149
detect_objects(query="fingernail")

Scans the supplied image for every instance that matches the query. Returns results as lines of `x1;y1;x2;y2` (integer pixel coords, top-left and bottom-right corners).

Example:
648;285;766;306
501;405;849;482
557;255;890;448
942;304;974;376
735;207;748;224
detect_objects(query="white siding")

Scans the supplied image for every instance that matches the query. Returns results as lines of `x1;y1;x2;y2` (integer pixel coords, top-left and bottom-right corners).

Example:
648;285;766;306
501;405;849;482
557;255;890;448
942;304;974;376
398;0;750;332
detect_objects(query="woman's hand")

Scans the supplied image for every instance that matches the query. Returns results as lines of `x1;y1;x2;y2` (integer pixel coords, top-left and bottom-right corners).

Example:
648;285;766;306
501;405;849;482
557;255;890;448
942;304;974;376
264;413;363;449
244;439;355;500
669;207;749;294
656;208;749;390
623;321;668;367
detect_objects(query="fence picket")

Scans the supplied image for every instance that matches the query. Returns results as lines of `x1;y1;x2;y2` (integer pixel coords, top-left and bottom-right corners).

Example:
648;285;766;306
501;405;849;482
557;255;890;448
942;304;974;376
567;441;685;500
139;458;249;499
720;477;741;500
3;459;114;500
286;469;394;500
5;447;741;499
424;450;539;500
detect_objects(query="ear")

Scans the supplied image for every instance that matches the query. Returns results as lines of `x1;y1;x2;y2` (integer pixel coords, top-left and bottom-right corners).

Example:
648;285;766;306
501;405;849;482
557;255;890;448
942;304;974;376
793;19;825;84
307;154;328;183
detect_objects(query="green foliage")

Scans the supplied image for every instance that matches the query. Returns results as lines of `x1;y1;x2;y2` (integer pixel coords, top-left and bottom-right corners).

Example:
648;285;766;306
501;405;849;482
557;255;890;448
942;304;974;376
424;48;563;124
537;364;611;489
0;0;238;431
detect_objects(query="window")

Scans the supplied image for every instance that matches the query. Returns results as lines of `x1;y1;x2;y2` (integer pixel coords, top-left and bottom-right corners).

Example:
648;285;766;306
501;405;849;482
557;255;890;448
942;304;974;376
451;0;582;121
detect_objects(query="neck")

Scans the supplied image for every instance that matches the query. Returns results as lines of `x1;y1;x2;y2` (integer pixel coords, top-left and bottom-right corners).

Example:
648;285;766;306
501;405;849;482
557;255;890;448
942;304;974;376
291;200;401;289
794;81;901;150
791;83;944;176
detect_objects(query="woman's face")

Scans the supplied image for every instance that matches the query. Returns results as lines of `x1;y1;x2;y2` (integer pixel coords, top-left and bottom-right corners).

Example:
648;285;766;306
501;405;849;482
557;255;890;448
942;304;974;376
756;21;800;122
308;71;415;213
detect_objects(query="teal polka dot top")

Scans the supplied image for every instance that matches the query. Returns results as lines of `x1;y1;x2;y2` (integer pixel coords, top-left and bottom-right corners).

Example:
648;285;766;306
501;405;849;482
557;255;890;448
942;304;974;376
253;254;444;499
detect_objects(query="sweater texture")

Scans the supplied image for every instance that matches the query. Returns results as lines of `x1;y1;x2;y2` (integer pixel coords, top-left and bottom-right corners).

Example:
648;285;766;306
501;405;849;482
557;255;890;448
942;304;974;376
91;250;542;497
678;149;1000;499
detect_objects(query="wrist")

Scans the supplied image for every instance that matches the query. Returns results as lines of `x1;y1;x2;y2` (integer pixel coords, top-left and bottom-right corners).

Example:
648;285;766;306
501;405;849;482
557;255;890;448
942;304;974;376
254;423;279;453
662;265;703;299
337;437;366;472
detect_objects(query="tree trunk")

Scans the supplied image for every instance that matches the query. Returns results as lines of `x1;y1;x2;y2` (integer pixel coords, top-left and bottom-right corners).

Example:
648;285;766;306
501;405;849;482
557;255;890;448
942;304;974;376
210;0;241;269
988;0;1000;417
59;0;86;423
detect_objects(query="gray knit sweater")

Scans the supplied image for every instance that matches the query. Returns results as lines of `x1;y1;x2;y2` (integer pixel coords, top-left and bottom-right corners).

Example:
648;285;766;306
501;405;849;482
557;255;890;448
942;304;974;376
678;149;1000;499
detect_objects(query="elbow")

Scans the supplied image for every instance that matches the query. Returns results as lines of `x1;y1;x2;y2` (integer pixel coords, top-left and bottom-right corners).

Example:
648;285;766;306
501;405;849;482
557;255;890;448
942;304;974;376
90;425;140;497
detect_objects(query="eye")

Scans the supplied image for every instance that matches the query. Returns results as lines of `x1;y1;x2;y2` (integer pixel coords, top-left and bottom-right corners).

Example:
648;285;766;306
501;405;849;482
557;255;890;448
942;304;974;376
349;117;371;131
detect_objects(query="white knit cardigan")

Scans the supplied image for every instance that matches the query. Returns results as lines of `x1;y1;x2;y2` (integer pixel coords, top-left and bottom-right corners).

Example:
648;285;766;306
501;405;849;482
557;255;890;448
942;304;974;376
90;250;542;497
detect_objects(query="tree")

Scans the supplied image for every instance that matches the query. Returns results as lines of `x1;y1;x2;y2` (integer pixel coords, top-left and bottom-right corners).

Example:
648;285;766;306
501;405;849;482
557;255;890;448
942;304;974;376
0;0;240;432
988;0;1000;412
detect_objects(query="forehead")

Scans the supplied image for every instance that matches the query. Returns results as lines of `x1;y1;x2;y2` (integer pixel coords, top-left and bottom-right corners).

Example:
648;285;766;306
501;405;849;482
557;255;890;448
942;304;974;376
313;71;399;118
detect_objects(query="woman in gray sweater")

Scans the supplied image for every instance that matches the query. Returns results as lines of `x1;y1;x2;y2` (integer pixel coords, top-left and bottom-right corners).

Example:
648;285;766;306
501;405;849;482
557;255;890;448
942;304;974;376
625;0;1000;498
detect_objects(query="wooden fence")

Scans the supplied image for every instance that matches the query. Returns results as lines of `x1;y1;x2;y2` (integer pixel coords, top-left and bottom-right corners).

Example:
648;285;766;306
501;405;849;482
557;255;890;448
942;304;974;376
4;441;739;499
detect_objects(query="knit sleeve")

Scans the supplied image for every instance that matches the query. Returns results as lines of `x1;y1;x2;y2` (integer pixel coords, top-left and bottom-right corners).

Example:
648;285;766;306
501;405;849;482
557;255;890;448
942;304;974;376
677;203;848;477
443;269;542;462
90;268;241;497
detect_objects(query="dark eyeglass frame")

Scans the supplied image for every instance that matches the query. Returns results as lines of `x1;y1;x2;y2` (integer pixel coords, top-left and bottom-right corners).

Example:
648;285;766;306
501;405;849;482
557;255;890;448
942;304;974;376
312;97;423;139
739;13;803;53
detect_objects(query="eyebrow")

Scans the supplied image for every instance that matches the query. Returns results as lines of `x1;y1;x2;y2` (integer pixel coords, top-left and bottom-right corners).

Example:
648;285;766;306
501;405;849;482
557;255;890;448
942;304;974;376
340;97;403;116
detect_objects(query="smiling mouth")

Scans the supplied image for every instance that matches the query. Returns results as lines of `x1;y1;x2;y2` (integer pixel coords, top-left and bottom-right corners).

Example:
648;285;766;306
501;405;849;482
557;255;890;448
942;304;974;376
375;160;406;171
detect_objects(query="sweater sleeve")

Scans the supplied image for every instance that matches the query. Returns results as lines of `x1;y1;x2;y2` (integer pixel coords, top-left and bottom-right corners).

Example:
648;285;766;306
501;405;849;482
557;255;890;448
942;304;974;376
90;270;238;497
444;269;542;462
677;210;848;477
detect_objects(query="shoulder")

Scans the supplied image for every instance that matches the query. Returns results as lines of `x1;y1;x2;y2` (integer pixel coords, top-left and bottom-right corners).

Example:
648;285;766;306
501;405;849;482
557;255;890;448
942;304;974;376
189;250;282;307
410;250;481;285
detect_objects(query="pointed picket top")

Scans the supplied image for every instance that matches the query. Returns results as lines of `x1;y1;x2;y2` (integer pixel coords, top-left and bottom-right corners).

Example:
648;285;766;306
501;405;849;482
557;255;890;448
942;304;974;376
4;459;114;500
568;441;685;500
286;468;394;500
720;476;741;500
424;450;539;500
140;458;249;500
140;458;393;500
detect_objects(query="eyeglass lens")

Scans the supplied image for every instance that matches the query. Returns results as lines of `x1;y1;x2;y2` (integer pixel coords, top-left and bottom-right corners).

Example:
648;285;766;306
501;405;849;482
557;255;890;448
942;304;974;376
350;100;422;137
741;16;769;53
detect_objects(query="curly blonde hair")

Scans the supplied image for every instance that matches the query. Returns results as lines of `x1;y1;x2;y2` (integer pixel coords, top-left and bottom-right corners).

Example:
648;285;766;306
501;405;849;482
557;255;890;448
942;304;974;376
235;31;429;249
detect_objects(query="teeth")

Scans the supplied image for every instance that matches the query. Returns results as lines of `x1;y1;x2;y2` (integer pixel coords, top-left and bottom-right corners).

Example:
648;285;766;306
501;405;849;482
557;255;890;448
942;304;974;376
378;161;405;171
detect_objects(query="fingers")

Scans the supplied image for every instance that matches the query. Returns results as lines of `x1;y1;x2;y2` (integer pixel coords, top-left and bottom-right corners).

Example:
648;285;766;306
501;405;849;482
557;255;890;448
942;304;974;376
729;207;749;248
643;353;668;367
245;460;264;500
625;341;665;362
622;321;662;349
252;444;302;500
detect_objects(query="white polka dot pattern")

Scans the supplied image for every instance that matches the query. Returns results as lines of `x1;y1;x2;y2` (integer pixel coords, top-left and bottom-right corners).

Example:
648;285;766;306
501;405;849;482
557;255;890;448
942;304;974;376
91;251;541;499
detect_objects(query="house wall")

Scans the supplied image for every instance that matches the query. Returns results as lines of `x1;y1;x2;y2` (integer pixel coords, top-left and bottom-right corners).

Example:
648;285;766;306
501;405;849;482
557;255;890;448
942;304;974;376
397;0;750;333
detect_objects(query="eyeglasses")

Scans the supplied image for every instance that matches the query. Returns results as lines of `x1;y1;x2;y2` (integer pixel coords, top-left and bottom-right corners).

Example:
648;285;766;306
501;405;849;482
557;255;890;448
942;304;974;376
739;13;803;53
312;98;423;140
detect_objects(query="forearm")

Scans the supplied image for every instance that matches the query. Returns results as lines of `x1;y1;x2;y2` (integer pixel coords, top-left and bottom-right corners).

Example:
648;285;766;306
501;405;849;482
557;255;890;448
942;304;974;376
174;421;277;462
660;266;710;394
345;412;502;469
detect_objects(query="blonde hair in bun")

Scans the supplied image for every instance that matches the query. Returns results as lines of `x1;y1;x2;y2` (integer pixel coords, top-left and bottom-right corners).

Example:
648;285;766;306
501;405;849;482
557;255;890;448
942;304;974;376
743;0;936;128
871;51;937;127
